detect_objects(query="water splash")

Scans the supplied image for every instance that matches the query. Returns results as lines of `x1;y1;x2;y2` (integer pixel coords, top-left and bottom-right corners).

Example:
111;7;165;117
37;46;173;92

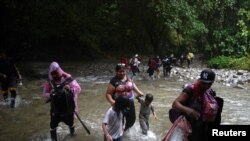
0;95;21;108
123;123;157;141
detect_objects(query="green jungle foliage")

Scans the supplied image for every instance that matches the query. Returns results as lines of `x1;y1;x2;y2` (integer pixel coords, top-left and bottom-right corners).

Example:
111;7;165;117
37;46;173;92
208;55;250;70
1;0;249;70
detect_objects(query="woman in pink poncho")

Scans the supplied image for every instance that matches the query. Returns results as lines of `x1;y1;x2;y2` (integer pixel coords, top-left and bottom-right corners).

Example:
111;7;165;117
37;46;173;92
42;62;81;141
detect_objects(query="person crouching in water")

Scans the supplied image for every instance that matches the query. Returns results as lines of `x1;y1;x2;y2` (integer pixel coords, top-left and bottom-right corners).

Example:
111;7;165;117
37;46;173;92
42;62;81;141
136;93;157;135
102;96;130;141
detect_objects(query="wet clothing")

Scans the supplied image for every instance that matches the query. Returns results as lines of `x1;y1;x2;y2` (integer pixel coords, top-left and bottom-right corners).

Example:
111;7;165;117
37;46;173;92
50;112;74;129
42;62;81;141
147;58;157;77
180;54;185;66
110;76;134;101
182;84;219;141
123;101;136;131
49;77;75;117
186;52;194;68
42;62;81;114
130;57;141;75
103;107;124;140
138;97;155;134
109;76;136;130
162;57;172;76
0;57;20;107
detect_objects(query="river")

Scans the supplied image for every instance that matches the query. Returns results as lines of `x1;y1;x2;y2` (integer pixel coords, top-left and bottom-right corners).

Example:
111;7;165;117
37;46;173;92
0;62;249;141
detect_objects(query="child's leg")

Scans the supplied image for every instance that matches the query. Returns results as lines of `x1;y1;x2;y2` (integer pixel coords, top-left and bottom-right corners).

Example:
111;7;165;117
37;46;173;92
146;120;149;130
139;118;148;135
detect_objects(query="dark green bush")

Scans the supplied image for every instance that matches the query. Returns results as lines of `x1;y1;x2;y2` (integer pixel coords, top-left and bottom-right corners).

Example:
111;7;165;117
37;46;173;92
208;55;250;70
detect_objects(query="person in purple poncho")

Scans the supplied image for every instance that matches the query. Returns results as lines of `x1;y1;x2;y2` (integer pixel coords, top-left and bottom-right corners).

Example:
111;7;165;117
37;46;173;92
42;62;81;141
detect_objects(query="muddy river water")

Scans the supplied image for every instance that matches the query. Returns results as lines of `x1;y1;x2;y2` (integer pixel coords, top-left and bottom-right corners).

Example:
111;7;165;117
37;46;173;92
0;62;249;141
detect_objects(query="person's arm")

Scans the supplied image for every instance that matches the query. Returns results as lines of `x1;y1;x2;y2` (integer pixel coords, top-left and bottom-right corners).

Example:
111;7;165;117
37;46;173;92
69;80;81;95
151;105;158;119
106;83;116;105
42;81;52;102
136;95;143;103
132;81;144;97
172;92;200;119
0;72;6;79
102;123;113;141
68;79;81;114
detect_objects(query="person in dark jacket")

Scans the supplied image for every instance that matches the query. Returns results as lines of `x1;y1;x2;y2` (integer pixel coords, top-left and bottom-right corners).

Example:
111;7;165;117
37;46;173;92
0;51;22;108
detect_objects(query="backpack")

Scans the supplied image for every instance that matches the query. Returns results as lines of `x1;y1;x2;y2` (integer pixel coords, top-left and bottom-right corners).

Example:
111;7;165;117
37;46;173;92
49;77;75;116
202;89;219;122
169;84;223;123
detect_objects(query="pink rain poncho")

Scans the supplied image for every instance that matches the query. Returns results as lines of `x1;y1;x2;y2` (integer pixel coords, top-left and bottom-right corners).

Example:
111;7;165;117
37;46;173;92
42;62;81;114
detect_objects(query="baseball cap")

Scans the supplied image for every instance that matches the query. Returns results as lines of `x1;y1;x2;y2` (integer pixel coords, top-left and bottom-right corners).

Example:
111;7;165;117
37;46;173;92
199;69;215;83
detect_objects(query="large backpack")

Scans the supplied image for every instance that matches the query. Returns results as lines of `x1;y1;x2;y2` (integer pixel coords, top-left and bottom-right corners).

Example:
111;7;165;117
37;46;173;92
49;77;75;116
169;84;223;125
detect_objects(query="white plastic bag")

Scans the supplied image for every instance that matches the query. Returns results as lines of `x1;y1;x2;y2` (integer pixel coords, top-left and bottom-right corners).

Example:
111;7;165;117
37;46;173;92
169;127;184;141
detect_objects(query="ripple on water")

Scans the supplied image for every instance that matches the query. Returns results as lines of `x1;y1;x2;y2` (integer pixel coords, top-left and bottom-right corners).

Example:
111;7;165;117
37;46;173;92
123;123;158;141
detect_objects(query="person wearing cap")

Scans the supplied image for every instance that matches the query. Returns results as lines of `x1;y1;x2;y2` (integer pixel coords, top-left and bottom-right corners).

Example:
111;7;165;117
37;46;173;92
171;69;222;141
105;63;144;131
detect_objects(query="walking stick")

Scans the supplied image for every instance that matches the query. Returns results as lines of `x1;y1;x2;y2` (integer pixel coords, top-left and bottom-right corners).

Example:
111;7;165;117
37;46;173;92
74;112;91;135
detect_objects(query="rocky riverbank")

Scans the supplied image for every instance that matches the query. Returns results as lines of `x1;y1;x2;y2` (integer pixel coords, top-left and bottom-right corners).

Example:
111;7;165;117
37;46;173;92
170;67;250;89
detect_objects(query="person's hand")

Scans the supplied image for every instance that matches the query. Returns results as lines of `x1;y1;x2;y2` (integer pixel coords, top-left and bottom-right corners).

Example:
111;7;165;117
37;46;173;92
64;85;71;92
105;134;113;141
154;115;158;120
17;76;22;86
116;85;125;92
186;108;200;120
18;75;22;80
50;89;55;96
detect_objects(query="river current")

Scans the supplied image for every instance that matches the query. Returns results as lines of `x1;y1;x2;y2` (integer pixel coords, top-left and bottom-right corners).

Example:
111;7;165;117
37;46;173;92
0;62;249;141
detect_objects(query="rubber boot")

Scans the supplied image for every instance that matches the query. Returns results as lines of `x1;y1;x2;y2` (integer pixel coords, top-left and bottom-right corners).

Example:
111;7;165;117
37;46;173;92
50;129;57;141
69;126;76;137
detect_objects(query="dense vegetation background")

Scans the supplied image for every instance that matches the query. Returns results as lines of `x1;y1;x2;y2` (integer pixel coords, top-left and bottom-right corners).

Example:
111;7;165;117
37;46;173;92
0;0;249;69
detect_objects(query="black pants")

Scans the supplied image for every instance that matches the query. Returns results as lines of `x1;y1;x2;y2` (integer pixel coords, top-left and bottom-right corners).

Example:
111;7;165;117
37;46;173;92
124;101;136;131
50;112;74;129
147;68;154;77
1;77;17;100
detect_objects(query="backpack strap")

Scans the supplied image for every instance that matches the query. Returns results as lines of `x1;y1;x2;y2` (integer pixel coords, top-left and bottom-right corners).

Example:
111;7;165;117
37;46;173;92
61;77;74;87
48;77;74;89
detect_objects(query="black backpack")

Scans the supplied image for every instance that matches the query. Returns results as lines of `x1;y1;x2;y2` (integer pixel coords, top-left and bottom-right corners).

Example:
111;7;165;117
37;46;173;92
49;77;75;116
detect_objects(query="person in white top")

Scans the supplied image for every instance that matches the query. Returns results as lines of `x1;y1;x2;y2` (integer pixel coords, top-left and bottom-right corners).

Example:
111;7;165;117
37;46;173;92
102;96;130;141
